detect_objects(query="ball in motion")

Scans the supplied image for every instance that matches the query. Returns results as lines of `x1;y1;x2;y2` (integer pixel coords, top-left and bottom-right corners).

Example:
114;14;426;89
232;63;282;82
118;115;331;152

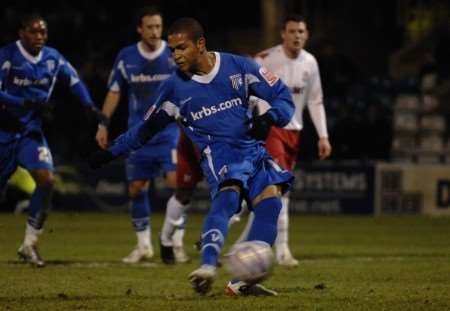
224;241;274;284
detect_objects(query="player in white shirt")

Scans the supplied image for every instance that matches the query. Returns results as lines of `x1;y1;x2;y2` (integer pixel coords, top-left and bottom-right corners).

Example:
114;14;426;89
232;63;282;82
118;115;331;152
246;14;332;266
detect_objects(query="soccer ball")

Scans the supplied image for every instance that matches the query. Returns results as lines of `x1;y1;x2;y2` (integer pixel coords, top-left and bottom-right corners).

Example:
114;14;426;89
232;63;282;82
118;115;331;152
224;241;274;284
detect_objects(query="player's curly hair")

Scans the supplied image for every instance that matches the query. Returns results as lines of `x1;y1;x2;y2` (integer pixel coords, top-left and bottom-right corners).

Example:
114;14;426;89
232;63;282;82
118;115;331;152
20;13;46;30
168;17;204;42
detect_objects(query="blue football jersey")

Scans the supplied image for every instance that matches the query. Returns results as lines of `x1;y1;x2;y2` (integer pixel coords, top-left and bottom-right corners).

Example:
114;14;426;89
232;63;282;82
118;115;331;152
0;40;94;143
110;52;294;157
107;41;177;144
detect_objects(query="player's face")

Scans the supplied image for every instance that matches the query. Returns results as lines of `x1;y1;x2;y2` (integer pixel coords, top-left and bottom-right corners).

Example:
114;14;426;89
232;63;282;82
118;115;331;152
137;15;163;49
19;19;48;55
281;21;308;53
168;32;201;74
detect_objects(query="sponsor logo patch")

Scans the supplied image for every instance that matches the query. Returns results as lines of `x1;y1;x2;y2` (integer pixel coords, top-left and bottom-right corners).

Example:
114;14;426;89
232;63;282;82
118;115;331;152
259;67;279;86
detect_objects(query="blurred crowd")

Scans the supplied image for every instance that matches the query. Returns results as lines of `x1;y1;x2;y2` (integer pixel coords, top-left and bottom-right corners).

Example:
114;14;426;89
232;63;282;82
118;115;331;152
1;1;449;163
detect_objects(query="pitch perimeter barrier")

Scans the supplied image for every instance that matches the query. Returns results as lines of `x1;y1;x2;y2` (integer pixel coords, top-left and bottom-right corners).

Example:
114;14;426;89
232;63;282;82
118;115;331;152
37;161;450;215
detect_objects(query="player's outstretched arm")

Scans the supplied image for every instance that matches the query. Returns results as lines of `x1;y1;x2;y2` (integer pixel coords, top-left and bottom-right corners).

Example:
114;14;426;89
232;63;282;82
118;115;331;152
0;95;53;116
88;109;173;169
56;55;109;127
0;91;27;107
69;80;110;127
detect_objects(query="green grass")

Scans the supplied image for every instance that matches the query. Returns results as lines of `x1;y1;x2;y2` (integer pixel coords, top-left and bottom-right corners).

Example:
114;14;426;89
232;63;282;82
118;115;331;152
1;213;450;310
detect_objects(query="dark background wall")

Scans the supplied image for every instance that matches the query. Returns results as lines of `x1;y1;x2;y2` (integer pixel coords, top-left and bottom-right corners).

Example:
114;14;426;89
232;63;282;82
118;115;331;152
1;0;449;162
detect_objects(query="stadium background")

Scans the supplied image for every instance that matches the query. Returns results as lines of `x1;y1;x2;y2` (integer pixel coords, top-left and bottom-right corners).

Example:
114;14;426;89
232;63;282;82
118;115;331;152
1;0;449;215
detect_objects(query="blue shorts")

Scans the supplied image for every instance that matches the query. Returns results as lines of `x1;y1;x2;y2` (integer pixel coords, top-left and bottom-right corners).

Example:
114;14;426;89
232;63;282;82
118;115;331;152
0;131;54;188
126;126;179;181
199;143;294;201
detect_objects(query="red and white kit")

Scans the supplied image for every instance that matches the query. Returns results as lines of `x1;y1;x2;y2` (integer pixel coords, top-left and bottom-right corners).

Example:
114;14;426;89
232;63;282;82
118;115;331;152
255;45;328;170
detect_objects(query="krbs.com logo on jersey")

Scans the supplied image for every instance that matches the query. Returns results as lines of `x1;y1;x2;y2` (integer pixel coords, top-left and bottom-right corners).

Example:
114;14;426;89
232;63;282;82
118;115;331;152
190;97;242;121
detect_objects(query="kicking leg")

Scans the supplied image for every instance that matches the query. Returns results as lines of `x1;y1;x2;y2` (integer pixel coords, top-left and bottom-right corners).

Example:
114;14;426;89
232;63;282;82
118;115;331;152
225;185;282;296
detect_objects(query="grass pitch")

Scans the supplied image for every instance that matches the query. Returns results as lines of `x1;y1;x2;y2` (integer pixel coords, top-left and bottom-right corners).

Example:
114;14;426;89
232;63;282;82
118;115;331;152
1;213;450;310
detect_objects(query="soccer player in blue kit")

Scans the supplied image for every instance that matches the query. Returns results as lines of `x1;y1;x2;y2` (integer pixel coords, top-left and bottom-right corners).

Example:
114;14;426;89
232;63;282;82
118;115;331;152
95;7;185;264
0;14;107;267
89;17;295;296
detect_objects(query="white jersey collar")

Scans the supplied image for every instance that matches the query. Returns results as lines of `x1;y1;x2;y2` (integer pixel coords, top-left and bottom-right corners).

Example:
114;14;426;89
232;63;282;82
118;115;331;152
16;40;43;64
137;40;166;61
279;44;304;61
191;52;220;84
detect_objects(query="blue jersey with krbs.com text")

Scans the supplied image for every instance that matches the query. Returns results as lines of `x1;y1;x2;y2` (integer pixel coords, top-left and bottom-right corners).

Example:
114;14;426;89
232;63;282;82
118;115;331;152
110;52;295;197
107;41;178;146
0;40;94;143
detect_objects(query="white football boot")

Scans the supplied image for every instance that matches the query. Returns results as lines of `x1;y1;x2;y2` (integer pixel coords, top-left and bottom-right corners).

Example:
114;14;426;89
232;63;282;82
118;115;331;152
173;246;190;263
17;244;45;268
188;265;216;294
276;247;299;267
122;245;154;263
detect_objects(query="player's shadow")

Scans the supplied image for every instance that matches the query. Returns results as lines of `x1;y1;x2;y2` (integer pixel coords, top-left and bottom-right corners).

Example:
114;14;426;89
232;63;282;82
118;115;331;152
4;259;159;267
0;294;149;304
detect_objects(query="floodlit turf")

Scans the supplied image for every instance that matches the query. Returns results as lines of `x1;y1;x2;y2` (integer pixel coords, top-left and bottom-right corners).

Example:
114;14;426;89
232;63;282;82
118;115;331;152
1;212;450;310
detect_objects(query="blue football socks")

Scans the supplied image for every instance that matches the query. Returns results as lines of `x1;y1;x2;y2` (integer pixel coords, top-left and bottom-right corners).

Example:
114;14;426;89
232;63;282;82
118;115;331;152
246;196;282;246
201;189;240;266
28;186;53;230
131;190;150;232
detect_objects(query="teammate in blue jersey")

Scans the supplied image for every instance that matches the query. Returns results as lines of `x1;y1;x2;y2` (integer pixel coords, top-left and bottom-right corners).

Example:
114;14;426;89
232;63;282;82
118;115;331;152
89;17;295;296
94;7;186;264
0;14;106;267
